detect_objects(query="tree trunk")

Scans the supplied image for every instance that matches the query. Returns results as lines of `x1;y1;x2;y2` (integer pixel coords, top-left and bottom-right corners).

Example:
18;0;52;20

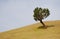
39;19;45;27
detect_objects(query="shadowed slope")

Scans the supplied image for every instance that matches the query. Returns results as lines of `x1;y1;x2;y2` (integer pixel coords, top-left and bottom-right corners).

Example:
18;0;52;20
0;20;60;39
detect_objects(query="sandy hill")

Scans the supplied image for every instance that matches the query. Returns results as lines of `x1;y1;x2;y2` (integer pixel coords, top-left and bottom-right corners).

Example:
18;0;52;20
0;20;60;39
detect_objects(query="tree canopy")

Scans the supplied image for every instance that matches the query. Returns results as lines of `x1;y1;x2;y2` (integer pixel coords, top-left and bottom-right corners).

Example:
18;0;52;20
33;7;50;21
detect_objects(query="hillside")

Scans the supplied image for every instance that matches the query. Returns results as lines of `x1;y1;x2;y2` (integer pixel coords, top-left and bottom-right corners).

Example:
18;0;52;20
0;20;60;39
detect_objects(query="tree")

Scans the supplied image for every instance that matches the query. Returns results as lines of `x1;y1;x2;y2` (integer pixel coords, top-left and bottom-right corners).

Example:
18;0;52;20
33;7;50;27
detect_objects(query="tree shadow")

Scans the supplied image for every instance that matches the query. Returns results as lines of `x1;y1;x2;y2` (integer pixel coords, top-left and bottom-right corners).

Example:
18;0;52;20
37;25;55;29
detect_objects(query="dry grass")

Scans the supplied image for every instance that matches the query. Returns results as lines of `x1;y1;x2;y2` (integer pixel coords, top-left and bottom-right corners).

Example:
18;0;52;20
0;20;60;39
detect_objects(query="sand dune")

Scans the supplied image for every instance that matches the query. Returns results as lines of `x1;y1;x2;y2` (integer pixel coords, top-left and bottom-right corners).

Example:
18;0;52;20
0;20;60;39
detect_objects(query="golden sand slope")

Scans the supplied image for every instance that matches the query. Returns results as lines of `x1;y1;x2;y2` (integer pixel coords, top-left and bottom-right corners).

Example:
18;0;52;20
0;20;60;39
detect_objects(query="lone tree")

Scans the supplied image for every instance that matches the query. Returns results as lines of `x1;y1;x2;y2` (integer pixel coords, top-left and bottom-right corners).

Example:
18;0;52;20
33;7;50;27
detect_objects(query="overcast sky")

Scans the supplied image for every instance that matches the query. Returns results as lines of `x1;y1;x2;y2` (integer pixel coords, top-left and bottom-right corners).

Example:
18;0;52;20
0;0;60;32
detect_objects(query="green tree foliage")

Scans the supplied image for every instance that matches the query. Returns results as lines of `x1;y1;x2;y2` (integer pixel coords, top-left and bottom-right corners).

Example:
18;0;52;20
33;7;50;21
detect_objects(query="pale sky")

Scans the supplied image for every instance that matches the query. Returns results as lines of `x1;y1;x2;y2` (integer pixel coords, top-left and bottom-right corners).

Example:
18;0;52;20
0;0;60;32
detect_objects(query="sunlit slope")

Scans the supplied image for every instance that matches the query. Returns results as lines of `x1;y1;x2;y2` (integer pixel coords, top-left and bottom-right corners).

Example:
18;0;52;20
0;20;60;39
